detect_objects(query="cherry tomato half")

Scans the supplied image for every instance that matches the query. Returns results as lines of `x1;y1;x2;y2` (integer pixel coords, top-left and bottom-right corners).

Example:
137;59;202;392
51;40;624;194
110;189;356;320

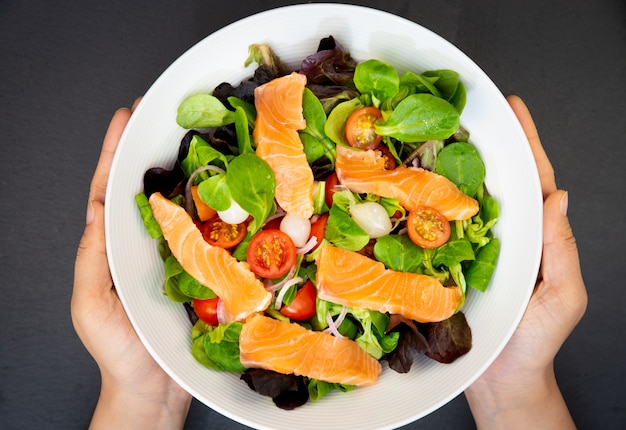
200;216;247;249
378;145;397;170
345;106;383;150
309;213;329;251
193;297;220;326
407;206;451;249
246;229;297;279
324;172;339;208
280;280;317;321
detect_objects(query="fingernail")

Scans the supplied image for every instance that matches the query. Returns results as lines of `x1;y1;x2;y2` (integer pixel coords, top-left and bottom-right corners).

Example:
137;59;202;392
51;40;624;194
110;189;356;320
559;191;569;216
86;201;95;225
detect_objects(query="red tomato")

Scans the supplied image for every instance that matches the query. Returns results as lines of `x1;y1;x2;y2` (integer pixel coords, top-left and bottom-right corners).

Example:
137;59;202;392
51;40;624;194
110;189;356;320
309;213;329;251
324;172;339;208
280;280;317;321
345;106;383;150
193;297;220;326
200;216;247;249
378;145;397;170
406;206;451;249
246;229;297;279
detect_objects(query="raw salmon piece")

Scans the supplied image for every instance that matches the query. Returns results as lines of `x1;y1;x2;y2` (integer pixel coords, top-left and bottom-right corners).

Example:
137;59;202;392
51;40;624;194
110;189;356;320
240;314;382;386
335;145;479;220
148;193;272;321
253;72;314;219
316;244;462;323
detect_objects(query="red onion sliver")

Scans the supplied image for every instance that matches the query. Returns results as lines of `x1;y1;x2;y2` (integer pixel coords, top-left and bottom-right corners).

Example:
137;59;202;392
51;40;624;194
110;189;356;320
264;264;298;292
216;298;228;324
324;311;347;339
274;276;303;310
297;236;318;254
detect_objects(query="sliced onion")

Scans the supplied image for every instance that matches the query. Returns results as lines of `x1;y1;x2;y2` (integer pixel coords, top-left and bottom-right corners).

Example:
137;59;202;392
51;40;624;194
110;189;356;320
264;264;297;292
297;236;318;255
216;298;229;324
324;309;347;339
274;276;303;310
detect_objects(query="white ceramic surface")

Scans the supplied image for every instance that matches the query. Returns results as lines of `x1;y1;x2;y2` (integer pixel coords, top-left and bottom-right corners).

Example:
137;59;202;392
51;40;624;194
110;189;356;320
105;4;542;429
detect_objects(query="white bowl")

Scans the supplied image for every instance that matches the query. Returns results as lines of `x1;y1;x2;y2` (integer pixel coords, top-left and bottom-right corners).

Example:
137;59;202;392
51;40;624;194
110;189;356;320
105;4;542;429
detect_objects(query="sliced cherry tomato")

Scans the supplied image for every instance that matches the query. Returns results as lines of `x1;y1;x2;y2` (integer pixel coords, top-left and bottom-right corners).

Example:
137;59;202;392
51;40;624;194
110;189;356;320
280;280;317;321
200;216;247;249
324;172;339;208
309;213;329;251
193;297;220;326
246;229;297;279
345;106;383;150
377;145;397;170
406;206;451;249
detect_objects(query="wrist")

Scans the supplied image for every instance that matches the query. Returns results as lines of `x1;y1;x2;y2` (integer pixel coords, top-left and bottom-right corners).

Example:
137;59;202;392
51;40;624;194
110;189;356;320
90;374;191;430
465;364;576;429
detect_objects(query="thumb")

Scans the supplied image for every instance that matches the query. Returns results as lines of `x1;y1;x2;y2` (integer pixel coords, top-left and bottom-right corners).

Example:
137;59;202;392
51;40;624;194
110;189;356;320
540;190;587;323
73;199;113;306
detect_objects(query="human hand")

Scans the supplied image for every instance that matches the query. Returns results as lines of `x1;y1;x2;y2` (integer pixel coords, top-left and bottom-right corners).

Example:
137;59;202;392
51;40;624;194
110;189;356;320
465;96;587;429
72;101;191;429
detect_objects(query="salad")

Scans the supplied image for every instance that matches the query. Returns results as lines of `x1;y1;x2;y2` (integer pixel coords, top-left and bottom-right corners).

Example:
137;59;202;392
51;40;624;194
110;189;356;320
136;36;499;410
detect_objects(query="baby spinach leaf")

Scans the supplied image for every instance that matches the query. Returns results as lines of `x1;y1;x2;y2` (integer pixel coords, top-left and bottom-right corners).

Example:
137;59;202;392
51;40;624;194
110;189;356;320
325;203;370;251
299;88;337;167
176;94;236;129
375;94;460;142
177;270;216;300
226;152;276;234
324;97;363;146
234;106;252;154
432;238;475;268
197;173;231;211
435;142;485;198
465;238;500;292
373;235;424;273
354;59;399;104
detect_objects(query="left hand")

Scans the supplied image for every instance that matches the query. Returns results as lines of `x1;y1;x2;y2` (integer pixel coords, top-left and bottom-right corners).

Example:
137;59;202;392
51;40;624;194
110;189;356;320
72;101;191;429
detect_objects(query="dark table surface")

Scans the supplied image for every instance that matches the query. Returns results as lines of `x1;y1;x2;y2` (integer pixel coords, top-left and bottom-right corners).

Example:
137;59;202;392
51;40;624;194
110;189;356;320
1;0;625;429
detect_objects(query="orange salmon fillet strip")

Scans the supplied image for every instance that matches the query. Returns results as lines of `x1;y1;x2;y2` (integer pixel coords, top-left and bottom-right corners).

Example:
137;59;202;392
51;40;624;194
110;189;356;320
316;245;463;323
239;313;382;386
335;145;479;220
149;193;272;321
253;72;314;218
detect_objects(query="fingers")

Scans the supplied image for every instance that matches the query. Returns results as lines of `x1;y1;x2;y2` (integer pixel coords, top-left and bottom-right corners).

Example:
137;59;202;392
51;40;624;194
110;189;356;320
506;95;557;199
89;107;133;205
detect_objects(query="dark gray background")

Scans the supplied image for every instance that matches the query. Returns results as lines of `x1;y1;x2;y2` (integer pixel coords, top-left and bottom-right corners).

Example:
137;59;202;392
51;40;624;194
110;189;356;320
1;0;624;428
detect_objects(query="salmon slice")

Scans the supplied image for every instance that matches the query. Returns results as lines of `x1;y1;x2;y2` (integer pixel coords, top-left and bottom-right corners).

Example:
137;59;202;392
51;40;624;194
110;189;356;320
240;313;382;386
148;192;272;321
253;72;314;219
316;244;462;323
335;145;479;220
